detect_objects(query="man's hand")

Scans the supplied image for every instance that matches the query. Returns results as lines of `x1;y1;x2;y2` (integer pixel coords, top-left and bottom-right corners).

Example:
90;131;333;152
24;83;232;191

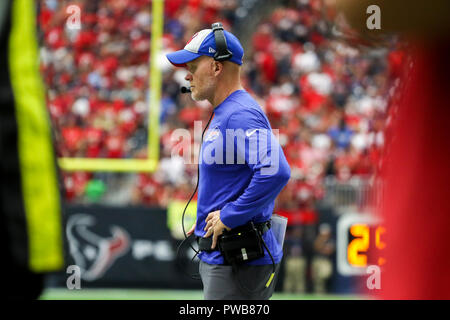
203;210;231;250
186;222;196;236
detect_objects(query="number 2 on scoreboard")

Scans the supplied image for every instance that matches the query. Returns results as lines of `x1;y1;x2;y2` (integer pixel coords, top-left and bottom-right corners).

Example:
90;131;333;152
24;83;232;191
347;224;386;267
348;224;369;266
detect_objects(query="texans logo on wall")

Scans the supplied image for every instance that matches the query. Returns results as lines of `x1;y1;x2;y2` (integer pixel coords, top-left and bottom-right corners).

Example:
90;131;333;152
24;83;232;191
60;206;194;288
66;214;130;281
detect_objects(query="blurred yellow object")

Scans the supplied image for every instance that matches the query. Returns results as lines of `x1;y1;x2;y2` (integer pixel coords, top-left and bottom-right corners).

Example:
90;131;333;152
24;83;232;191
8;0;63;272
167;199;197;240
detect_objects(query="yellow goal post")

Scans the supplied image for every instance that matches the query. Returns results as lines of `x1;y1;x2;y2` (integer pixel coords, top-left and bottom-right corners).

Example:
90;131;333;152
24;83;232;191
57;0;164;172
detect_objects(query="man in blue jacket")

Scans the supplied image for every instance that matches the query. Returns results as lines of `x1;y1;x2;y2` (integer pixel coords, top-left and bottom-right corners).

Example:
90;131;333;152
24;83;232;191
166;26;291;299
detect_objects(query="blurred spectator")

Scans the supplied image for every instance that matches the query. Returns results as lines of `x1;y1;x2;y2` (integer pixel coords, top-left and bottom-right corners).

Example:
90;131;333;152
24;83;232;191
328;118;354;151
283;226;307;294
311;223;335;293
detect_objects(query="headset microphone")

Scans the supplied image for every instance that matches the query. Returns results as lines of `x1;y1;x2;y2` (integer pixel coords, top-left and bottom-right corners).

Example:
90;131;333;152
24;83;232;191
181;86;191;94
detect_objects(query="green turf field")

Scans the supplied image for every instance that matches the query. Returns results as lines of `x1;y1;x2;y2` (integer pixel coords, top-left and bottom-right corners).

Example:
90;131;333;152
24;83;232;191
39;288;366;300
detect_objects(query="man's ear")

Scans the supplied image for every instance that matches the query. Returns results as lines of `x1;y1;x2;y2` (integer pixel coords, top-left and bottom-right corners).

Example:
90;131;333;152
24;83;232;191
213;61;223;75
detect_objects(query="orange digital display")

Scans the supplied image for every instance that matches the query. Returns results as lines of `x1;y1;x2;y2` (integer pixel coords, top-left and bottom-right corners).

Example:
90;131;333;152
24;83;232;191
347;224;386;267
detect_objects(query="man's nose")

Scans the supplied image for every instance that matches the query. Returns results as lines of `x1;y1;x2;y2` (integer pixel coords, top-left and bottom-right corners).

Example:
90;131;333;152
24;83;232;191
185;73;192;82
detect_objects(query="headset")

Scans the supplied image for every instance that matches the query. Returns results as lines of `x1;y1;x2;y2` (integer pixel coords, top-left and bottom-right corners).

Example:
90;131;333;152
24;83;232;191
180;22;232;94
211;22;233;62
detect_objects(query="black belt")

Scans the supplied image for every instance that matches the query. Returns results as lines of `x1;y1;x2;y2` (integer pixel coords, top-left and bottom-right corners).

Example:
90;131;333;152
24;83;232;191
196;220;271;252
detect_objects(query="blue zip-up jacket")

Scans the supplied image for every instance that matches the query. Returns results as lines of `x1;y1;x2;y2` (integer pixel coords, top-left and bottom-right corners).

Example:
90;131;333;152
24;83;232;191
195;89;291;265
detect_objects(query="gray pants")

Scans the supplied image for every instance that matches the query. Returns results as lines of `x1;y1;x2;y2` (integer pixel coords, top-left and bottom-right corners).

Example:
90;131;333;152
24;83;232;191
199;260;280;300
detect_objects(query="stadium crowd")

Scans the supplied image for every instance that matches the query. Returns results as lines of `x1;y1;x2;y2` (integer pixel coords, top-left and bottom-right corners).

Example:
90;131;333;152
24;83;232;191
39;0;398;292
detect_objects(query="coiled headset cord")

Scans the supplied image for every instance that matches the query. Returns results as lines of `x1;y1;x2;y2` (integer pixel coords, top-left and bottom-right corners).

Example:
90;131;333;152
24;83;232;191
175;110;214;280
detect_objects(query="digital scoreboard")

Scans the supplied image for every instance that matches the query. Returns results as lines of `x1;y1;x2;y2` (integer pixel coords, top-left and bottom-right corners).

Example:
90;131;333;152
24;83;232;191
336;213;385;276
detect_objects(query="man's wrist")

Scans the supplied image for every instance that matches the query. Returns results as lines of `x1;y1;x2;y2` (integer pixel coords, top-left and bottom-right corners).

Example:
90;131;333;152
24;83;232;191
220;203;238;229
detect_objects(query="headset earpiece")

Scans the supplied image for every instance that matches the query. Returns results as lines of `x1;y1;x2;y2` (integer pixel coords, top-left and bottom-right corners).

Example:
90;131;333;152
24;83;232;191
211;22;233;62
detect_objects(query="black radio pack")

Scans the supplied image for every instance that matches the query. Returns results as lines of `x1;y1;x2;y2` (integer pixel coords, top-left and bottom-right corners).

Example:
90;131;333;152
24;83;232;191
218;222;265;265
196;220;277;291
